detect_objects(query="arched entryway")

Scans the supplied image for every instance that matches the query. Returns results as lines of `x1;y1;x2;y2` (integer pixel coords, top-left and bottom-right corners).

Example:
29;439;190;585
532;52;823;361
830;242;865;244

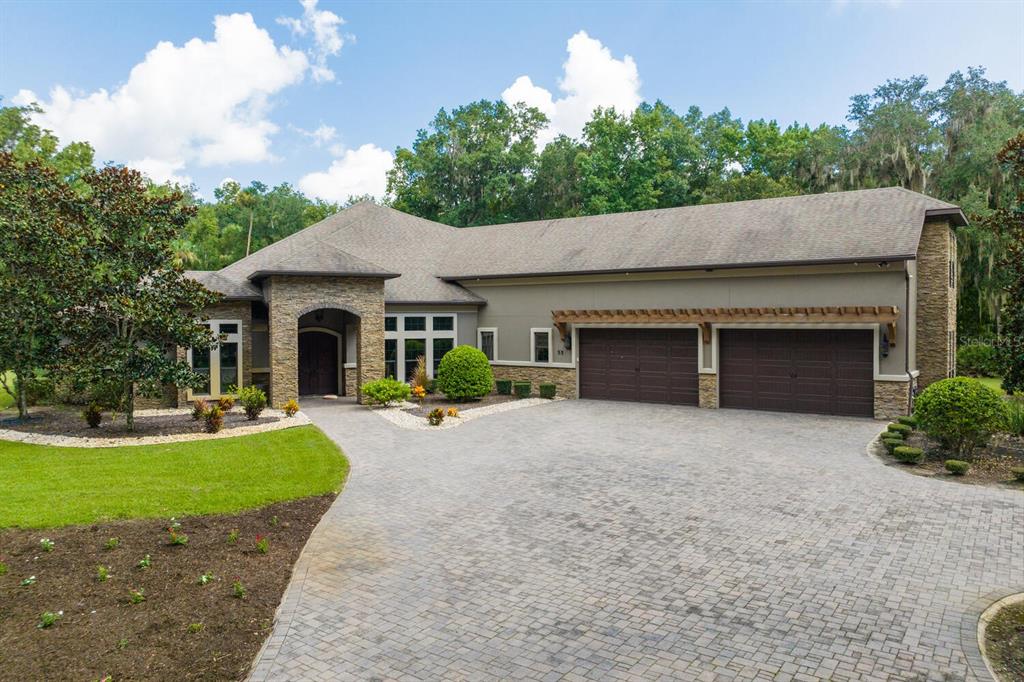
298;329;340;395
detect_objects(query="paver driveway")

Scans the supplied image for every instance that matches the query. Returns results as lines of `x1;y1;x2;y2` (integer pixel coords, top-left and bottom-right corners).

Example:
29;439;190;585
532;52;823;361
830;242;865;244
250;400;1024;681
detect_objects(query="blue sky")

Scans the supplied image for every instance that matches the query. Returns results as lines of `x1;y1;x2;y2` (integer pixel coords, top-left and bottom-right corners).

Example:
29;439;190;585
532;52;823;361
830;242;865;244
2;0;1021;200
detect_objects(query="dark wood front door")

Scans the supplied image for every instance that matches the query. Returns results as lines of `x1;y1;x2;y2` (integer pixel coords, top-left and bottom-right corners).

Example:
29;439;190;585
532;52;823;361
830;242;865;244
579;328;699;405
718;329;874;417
299;331;338;396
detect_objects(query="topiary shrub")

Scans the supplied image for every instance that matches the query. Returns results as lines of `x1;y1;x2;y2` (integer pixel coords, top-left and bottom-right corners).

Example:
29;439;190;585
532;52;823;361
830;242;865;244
435;345;494;401
913;377;1009;458
893;445;923;464
881;437;904;453
897;415;918;429
887;423;912;438
236;386;267;421
539;383;556;399
944;459;970;476
513;381;531;398
496;379;512;395
956;342;999;377
360;377;411;406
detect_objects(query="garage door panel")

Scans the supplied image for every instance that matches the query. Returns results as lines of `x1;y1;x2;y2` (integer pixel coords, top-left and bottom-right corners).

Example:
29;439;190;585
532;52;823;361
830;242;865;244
580;328;698;405
720;329;874;417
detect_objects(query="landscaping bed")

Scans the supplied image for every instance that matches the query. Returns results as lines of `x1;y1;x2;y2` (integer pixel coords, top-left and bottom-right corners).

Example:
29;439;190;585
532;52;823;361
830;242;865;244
0;495;334;681
400;391;515;417
983;599;1024;681
884;430;1024;487
0;405;282;439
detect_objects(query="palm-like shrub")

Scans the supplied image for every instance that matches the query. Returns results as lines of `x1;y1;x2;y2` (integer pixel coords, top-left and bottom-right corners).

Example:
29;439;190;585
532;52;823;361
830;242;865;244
435;345;493;401
361;377;411;406
913;377;1008;458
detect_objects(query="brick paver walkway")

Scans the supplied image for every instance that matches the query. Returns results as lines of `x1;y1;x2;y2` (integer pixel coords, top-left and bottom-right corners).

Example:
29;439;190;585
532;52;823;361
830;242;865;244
249;399;1024;681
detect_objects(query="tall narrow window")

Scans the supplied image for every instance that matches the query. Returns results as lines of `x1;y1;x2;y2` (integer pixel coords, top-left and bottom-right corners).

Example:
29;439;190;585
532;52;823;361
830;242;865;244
404;338;426;380
532;328;551;364
384;339;398;379
189;320;242;397
192;346;211;394
478;329;496;361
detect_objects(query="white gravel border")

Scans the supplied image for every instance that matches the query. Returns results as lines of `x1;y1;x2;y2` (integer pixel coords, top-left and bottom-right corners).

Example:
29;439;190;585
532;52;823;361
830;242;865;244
0;407;311;448
369;397;562;431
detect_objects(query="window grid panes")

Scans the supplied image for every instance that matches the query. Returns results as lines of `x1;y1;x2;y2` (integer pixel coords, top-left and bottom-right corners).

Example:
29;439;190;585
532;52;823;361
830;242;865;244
384;339;398;379
479;331;495;361
534;331;550;363
433;338;454;374
384;316;397;332
432;316;454;331
384;313;458;381
404;316;426;331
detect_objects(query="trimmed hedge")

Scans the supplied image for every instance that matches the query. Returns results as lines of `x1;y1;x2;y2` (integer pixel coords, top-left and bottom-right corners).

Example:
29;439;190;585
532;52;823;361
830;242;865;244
893;446;924;464
881;437;904;453
887;423;912;437
513;381;531;398
1012;467;1024;482
435;345;494;401
496;379;512;395
539;383;556;399
361;377;411;406
944;459;970;476
897;415;918;429
913;377;1008;458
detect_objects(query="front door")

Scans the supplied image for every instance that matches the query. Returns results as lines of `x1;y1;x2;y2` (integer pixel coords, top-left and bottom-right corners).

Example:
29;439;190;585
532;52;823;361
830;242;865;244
299;331;338;395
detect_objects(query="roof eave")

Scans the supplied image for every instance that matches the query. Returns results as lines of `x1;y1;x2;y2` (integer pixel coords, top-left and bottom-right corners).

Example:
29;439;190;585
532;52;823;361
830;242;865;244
248;269;402;282
441;255;916;282
385;299;485;306
924;207;968;227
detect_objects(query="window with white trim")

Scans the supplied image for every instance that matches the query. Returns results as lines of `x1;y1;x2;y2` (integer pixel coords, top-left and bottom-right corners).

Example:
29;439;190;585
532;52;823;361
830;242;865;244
531;328;551;364
477;328;497;361
384;313;458;381
188;320;243;398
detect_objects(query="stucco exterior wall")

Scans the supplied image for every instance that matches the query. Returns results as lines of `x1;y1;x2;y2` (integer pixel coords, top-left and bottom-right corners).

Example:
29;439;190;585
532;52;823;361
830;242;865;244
915;220;957;387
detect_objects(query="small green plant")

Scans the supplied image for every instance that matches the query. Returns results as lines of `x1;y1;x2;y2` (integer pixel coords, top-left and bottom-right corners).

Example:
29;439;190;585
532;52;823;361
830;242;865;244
282;398;300;417
21;575;36;586
360;377;412;406
886;423;913;438
513;381;531;398
539;383;556;399
1004;399;1024;436
38;611;62;629
255;535;269;554
896;415;918;429
197;571;214;586
191;398;208;421
944;459;970;476
496;379;512;395
1011;466;1024;482
187;622;204;634
82;403;103;428
137;554;151;570
0;560;6;576
203;405;224;433
167;525;189;546
104;537;120;551
39;538;54;552
893;446;924;464
269;515;279;526
96;565;110;582
227;529;239;545
434;345;494;401
128;588;145;604
116;638;128;650
237;386;267;421
232;579;246;599
427;408;445;426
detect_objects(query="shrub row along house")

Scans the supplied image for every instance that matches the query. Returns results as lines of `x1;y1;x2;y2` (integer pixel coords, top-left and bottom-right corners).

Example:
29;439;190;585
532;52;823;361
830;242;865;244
173;187;963;419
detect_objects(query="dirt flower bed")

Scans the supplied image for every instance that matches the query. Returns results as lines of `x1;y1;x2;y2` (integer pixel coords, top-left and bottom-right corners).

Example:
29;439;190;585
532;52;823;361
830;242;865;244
0;405;279;439
984;599;1024;681
0;495;334;681
880;430;1024;489
401;391;515;417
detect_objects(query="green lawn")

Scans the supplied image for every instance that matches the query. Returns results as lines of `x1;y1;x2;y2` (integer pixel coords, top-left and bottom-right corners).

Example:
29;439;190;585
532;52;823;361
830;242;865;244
0;425;348;528
978;376;1006;395
0;371;13;410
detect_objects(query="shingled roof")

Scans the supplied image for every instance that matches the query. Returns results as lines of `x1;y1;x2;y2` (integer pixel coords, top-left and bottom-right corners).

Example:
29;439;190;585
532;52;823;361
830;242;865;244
189;187;964;303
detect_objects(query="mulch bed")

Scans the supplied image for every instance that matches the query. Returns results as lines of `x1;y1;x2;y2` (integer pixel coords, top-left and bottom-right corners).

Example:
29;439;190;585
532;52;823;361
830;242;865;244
400;391;515;417
984;600;1024;681
0;495;334;681
0;405;279;439
881;430;1024;489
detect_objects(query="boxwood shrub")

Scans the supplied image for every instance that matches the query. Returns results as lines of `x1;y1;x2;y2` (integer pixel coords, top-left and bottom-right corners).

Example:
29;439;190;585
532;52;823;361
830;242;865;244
539;383;556;399
513;381;531;398
435;345;494;401
361;377;411;406
897;415;918;429
496;379;512;395
913;377;1008;458
893;446;924;464
944;459;970;476
881;437;904;453
887;423;912;437
1012;467;1024;482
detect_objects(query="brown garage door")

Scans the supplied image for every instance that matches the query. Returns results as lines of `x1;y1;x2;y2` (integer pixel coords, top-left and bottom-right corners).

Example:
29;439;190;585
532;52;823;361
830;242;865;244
579;328;699;404
719;329;874;417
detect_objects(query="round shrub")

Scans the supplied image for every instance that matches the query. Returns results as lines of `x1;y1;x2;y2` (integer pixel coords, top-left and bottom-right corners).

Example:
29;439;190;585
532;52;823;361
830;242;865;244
913;377;1008;458
956;342;999;377
944;459;970;476
435;345;493;401
887;423;912;438
360;377;411;406
893;446;923;464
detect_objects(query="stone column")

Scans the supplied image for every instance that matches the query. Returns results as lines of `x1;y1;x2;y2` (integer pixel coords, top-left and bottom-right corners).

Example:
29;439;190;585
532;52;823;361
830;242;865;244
698;373;719;409
916;220;957;387
356;309;385;404
267;280;299;405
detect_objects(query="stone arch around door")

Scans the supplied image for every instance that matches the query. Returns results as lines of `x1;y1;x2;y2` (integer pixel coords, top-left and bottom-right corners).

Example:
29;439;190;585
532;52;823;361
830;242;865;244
265;276;386;405
298;327;343;396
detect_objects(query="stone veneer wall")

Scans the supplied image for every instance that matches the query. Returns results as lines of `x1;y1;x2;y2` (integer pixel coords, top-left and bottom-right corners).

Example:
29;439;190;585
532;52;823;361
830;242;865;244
874;380;910;420
266;276;385;404
491;365;577;399
916;220;957;387
698;374;718;409
344;367;357;397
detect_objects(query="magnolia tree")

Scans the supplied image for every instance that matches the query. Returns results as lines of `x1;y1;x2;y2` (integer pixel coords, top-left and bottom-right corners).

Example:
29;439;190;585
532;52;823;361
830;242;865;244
63;166;220;430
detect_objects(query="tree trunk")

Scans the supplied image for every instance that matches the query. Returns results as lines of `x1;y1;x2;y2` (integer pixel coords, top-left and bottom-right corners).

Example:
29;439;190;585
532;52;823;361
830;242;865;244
245;210;254;257
15;370;28;419
125;382;135;432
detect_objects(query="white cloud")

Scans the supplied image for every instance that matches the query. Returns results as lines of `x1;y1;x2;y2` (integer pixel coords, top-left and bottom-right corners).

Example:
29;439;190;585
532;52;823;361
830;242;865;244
15;12;309;185
277;0;347;83
298;143;393;201
502;31;642;145
291;122;338;147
